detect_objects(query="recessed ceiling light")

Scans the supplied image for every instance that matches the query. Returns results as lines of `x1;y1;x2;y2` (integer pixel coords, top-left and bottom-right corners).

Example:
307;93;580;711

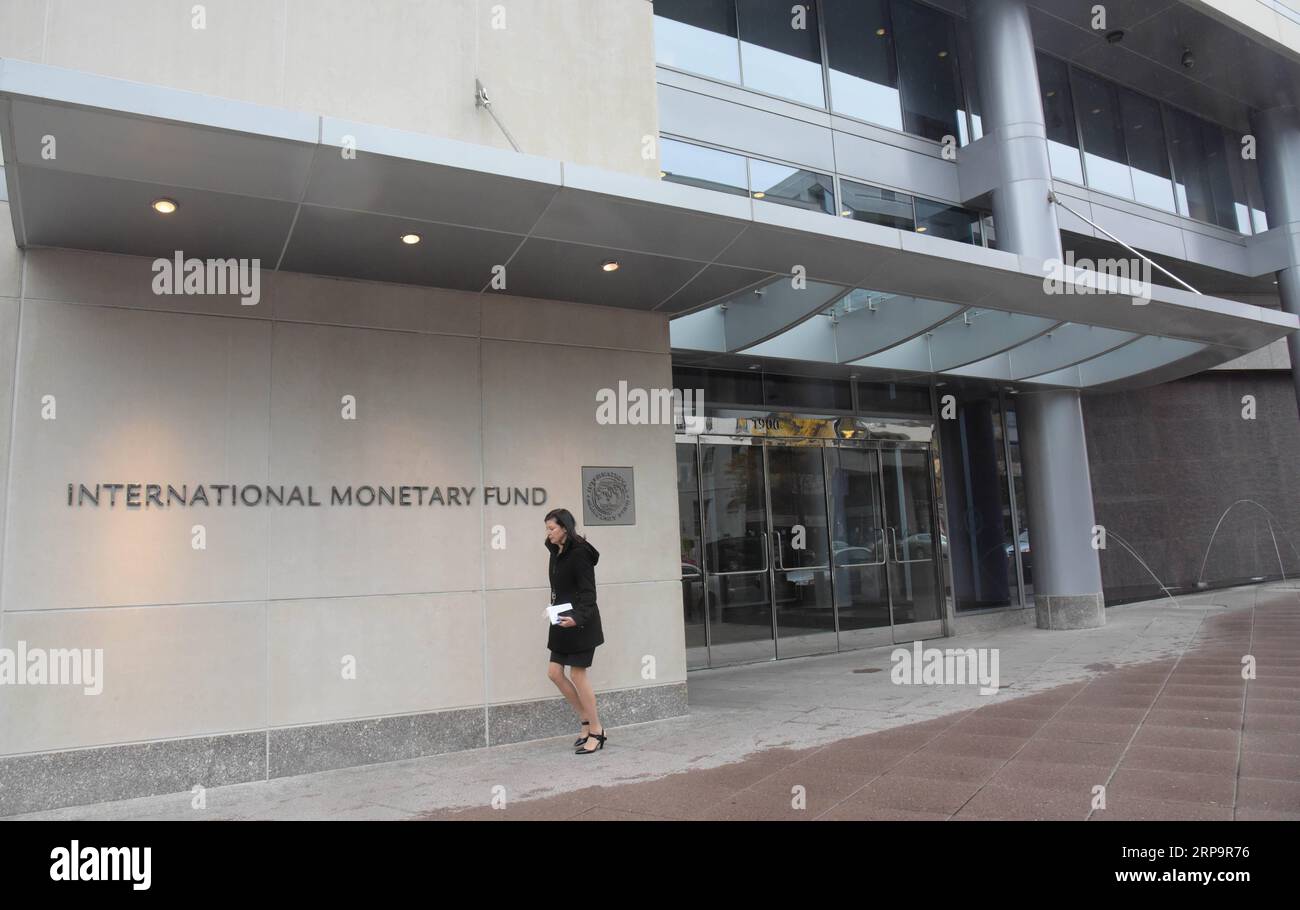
1046;90;1057;97
151;198;178;215
876;27;887;36
400;233;422;245
753;191;766;199
601;259;620;272
659;170;667;178
841;209;853;217
916;226;928;233
938;50;949;58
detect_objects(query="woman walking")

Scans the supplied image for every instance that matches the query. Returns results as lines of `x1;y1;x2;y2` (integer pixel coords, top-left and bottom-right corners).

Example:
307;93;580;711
543;507;607;754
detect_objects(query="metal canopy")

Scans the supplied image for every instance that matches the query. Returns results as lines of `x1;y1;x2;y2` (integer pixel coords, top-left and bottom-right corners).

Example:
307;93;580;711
1;57;1295;392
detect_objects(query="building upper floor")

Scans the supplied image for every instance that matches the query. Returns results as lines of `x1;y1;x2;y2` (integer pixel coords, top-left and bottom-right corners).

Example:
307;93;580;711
1;1;1297;393
652;0;1300;296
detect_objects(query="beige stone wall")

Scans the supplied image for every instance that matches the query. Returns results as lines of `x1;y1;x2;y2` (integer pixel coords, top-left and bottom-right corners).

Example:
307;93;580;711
0;0;660;177
0;218;684;755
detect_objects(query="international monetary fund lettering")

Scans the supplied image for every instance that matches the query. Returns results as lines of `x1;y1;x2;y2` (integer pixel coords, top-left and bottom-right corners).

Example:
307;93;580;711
66;483;548;508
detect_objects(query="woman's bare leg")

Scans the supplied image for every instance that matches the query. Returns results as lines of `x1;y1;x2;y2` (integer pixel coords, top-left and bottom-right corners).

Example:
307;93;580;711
547;661;585;734
569;667;602;751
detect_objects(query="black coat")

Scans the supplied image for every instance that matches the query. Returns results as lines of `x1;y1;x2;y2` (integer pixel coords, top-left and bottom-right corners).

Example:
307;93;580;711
545;536;605;653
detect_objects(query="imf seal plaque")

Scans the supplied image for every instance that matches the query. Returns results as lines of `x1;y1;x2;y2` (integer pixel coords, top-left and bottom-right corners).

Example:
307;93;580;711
581;466;635;526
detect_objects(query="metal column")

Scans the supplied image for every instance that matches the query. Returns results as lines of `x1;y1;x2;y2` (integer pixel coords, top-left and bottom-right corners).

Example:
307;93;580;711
1253;103;1300;418
969;0;1105;628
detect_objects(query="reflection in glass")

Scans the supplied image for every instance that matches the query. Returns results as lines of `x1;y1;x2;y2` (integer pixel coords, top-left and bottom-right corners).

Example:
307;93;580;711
915;198;982;244
856;378;932;415
653;0;741;84
673;365;765;407
1037;54;1084;184
1167;107;1247;232
883;448;940;625
891;0;965;143
956;19;983;143
981;214;997;250
1243;150;1271;233
1073;69;1134;200
938;399;1020;612
1225;131;1258;235
763;373;852;411
767;445;835;655
749;160;836;213
700;443;774;661
840;179;915;230
736;0;826;107
823;0;903;130
659;137;748;196
1120;89;1175;212
828;447;891;635
1005;406;1032;599
677;444;708;666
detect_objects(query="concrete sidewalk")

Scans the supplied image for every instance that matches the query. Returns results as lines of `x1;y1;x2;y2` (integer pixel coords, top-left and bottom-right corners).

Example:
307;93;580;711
6;582;1299;820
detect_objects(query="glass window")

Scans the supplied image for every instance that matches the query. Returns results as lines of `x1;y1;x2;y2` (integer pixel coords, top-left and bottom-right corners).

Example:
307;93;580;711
1119;89;1175;212
1005;404;1031;600
676;444;707;664
915;198;982;244
1167;107;1247;232
659;137;749;195
856;379;931;415
840;178;915;229
939;397;1020;612
823;0;903;131
673;366;764;407
956;20;983;143
1072;69;1134;199
736;0;826;107
749;159;835;213
763;373;852;411
891;0;966;144
1243;149;1271;233
1037;54;1083;183
981;213;997;250
653;0;741;84
1225;131;1258;235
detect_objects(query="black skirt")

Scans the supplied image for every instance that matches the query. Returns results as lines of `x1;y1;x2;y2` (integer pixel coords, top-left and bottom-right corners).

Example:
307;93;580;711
549;648;595;668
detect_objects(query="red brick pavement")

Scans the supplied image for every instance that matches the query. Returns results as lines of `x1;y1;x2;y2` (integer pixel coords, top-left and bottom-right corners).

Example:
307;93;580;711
419;592;1300;821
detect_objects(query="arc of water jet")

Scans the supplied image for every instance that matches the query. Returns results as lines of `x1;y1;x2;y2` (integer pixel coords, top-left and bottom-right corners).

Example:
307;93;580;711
1104;530;1182;609
1196;500;1300;588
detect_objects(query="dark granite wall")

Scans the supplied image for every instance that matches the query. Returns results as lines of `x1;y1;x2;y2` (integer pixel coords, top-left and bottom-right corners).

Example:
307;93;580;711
1082;372;1300;603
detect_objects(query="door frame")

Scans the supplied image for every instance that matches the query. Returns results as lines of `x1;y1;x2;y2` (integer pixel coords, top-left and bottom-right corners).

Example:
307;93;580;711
678;414;947;668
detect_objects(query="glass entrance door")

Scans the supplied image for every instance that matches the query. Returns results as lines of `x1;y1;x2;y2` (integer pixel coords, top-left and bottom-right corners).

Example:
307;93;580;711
765;443;836;658
680;433;945;668
881;445;945;640
827;444;892;649
698;438;775;665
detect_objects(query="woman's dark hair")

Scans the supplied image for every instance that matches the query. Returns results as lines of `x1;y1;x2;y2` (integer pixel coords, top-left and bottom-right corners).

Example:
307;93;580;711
544;507;587;548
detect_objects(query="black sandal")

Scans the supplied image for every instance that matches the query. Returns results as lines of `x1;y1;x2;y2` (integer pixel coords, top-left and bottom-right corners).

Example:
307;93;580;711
573;721;590;747
575;728;607;754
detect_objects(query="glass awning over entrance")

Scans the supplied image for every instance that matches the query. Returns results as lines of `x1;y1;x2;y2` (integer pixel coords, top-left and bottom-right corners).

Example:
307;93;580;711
668;274;1219;390
0;57;1294;393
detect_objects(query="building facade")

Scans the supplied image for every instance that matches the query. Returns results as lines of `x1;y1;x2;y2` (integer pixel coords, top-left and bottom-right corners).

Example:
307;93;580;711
0;0;1297;813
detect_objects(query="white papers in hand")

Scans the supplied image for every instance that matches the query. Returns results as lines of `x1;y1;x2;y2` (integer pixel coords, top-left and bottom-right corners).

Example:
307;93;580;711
546;603;574;625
